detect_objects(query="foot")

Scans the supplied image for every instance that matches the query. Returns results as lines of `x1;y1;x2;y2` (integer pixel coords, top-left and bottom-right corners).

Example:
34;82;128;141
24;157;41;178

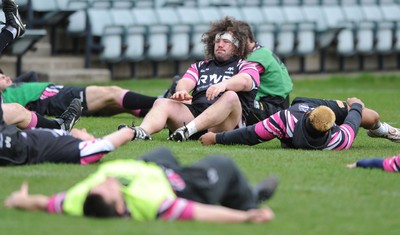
2;0;26;38
168;125;189;142
367;122;400;143
118;124;152;140
253;176;279;204
162;75;181;98
56;98;82;131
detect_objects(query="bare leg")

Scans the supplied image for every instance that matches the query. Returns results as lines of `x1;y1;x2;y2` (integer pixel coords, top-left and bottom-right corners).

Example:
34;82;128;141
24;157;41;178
191;91;242;133
85;86;157;116
140;98;195;134
2;103;32;128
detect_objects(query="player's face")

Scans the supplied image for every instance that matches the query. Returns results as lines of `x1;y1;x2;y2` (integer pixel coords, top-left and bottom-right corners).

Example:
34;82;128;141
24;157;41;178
214;34;236;62
0;73;13;91
90;177;125;216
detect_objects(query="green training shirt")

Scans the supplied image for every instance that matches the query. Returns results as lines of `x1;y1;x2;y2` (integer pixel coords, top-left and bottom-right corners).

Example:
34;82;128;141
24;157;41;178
63;160;176;221
2;82;51;106
247;47;293;100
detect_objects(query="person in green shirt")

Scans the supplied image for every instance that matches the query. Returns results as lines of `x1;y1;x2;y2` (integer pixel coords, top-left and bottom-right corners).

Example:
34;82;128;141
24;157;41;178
237;21;294;125
4;147;277;223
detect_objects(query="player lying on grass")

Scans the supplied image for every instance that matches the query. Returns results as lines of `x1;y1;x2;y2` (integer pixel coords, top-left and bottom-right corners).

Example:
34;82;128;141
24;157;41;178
4;147;277;223
200;97;400;150
347;153;400;172
0;69;158;118
2;98;82;131
0;96;137;166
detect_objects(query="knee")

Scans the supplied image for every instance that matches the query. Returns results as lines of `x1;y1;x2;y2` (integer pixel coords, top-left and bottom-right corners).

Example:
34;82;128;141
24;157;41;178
152;98;173;108
220;91;241;106
362;108;380;129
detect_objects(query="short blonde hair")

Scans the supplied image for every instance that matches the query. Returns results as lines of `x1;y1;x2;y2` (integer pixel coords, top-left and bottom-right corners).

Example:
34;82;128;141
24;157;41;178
308;106;335;133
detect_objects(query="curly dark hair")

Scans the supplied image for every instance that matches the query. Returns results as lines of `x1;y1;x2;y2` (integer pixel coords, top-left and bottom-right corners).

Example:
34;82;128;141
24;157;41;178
201;17;251;60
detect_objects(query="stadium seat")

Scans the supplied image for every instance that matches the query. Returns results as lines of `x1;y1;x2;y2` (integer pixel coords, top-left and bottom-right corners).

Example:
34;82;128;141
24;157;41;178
322;5;356;71
100;25;125;79
260;0;282;6
218;7;245;20
27;0;75;54
261;6;297;58
176;7;208;60
282;6;317;72
380;4;400;54
85;8;114;68
155;7;191;74
361;5;395;53
131;8;169;76
198;7;222;23
240;7;276;51
341;5;375;70
124;25;147;77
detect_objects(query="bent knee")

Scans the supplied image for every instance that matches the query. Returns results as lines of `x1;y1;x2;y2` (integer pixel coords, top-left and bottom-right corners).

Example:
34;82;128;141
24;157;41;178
362;108;380;128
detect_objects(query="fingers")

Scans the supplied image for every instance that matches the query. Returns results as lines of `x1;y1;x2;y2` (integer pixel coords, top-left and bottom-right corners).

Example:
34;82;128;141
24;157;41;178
199;133;216;145
20;182;28;195
346;162;357;169
247;208;275;223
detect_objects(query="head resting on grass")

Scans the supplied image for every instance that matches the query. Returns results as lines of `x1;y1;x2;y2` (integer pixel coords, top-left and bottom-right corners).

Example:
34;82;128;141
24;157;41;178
305;105;336;135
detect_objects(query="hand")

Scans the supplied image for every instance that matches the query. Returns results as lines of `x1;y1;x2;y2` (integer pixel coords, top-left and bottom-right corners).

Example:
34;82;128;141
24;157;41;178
346;97;364;109
170;91;193;101
199;132;217;145
206;83;227;101
346;162;357;169
4;182;29;209
246;207;275;223
70;128;95;140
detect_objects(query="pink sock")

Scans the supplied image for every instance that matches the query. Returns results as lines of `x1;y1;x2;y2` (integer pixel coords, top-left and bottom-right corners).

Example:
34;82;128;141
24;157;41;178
26;112;38;128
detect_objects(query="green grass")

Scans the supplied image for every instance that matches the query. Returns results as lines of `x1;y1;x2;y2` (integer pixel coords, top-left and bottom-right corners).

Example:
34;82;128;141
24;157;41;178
1;74;400;235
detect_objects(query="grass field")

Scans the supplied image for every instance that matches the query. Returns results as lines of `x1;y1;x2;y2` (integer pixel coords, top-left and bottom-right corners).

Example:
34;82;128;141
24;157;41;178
1;73;400;235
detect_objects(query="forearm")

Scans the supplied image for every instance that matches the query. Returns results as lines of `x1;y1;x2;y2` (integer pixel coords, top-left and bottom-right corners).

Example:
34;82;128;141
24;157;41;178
216;125;263;146
175;78;195;93
7;195;49;211
356;158;384;169
344;103;363;134
193;203;249;223
224;73;254;92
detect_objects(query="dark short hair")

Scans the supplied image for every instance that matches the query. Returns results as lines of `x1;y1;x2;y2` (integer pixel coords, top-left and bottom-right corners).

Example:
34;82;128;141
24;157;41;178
0;68;3;74
83;193;119;218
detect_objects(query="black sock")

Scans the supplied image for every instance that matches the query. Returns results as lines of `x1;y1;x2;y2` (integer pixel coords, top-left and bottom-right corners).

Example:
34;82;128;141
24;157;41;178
36;114;61;129
122;92;157;110
0;30;14;54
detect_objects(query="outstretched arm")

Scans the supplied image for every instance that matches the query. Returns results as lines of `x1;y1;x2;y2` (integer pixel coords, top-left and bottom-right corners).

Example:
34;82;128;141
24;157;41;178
4;182;49;212
192;202;274;223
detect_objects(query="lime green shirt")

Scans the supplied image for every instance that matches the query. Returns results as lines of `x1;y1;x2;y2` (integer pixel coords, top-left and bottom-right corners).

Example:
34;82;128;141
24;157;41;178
3;82;51;106
247;47;293;100
63;160;176;221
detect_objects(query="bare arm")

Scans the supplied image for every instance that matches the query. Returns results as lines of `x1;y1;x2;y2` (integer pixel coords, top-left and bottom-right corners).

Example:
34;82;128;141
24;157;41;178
206;73;255;101
170;78;196;101
4;182;49;212
192;202;274;223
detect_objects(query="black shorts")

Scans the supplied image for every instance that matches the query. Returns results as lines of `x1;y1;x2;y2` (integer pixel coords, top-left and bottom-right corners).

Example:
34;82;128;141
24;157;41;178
28;86;88;116
0;124;29;166
291;97;349;125
246;95;291;125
